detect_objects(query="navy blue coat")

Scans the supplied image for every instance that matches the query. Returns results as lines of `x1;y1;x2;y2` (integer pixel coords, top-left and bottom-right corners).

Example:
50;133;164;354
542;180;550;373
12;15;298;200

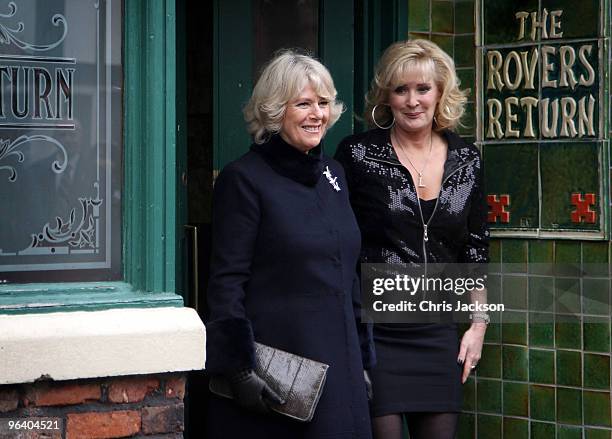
204;135;374;439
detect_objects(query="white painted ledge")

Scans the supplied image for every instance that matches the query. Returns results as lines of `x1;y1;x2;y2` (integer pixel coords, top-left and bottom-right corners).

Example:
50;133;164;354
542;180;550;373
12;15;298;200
0;307;207;385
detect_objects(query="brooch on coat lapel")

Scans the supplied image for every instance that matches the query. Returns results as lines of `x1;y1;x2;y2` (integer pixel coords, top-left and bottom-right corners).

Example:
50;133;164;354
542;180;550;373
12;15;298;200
323;166;341;192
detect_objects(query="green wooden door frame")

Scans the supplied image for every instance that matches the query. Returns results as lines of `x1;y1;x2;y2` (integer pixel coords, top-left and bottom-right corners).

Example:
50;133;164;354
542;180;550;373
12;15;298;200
213;0;355;170
0;0;185;314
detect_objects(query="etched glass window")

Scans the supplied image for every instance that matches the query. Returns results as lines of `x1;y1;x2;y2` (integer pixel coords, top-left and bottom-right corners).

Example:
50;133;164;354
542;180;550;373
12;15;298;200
0;0;122;282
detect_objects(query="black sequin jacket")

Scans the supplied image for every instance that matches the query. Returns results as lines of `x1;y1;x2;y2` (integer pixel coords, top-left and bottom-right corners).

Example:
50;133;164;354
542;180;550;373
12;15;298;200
335;128;489;266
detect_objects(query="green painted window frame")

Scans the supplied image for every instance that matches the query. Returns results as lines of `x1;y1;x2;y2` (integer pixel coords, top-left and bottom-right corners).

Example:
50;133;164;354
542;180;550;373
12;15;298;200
0;0;184;314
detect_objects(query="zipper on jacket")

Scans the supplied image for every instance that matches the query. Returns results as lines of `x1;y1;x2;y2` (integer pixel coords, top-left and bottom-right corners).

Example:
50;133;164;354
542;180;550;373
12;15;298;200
364;152;477;267
419;159;477;268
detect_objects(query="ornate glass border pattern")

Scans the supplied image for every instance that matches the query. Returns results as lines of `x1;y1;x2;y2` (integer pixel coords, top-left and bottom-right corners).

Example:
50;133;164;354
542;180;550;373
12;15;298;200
0;0;122;281
476;0;609;239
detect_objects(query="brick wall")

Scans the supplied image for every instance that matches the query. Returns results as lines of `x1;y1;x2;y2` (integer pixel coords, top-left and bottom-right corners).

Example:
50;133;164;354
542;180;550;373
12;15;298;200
0;373;186;439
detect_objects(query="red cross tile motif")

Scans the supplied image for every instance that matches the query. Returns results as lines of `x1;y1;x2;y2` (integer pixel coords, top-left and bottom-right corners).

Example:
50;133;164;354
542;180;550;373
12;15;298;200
487;194;510;223
570;193;596;223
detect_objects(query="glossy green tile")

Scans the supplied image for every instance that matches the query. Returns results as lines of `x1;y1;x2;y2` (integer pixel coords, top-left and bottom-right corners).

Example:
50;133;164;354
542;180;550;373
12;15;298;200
530;349;555;384
583;242;609;277
463;376;476;411
487;273;502;306
504;275;528;310
583;278;610;316
502;240;529;266
530;385;556;421
457;68;474;97
483;48;540;143
557;387;583;425
585;428;612;439
558;425;584;439
457;102;475;137
457;413;475;439
584;316;611;353
541;0;600;39
530;312;555;348
454;34;475;68
431;0;454;34
408;0;430;32
555;277;581;315
556;350;582;387
484;145;538;233
409;32;430;41
502;311;528;345
478;344;501;378
485;320;501;343
460;135;476;145
541;143;601;233
554;241;582;277
477;414;501;438
503;344;529;381
529;277;554;312
430;34;453;57
530;241;554;263
482;0;538;45
584;354;611;390
503;381;529;417
454;0;474;34
583;391;612;427
504;417;528;438
531;421;555;439
539;52;601;139
529;241;555;275
477;378;502;413
490;239;501;264
556;314;582;349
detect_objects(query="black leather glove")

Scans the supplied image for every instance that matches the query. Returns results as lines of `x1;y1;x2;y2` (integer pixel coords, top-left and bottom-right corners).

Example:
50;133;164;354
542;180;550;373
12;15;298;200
228;369;285;414
364;370;373;401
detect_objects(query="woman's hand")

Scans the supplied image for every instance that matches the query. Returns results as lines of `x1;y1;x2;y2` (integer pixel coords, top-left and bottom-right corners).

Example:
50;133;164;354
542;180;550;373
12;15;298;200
228;369;285;414
457;322;487;383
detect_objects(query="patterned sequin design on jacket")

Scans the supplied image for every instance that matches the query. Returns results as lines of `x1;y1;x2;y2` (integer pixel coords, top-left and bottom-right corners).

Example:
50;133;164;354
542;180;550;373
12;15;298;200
335;128;489;267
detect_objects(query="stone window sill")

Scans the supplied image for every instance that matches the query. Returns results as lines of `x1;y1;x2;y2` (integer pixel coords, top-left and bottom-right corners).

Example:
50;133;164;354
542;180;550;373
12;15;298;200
0;307;206;385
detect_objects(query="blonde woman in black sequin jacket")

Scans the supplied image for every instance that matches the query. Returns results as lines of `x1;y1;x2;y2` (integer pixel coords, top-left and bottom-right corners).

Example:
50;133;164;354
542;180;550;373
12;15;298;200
335;39;490;439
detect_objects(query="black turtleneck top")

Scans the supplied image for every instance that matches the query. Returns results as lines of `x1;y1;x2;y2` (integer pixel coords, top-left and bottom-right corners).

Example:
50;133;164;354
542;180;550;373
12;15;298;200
250;134;323;186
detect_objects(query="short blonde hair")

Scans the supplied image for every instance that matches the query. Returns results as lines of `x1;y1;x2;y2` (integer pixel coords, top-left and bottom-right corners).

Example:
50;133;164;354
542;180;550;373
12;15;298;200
244;50;344;144
365;39;467;131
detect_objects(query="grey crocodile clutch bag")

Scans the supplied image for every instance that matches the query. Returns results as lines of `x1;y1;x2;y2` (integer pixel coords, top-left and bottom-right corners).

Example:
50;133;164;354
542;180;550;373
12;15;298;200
209;342;329;422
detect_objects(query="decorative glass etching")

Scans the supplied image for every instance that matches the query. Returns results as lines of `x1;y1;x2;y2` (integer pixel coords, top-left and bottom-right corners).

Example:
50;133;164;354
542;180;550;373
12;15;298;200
0;0;122;281
477;0;607;239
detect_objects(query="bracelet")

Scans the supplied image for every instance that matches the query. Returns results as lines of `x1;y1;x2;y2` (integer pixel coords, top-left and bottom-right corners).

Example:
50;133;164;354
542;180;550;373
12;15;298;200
470;312;490;325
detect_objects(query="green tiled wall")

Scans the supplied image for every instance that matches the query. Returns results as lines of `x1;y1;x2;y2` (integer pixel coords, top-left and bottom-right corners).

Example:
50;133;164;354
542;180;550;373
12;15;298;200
408;0;476;140
461;238;612;438
404;1;612;437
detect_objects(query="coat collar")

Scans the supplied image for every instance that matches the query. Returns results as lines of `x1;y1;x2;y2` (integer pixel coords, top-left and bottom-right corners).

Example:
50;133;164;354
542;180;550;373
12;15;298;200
251;134;323;186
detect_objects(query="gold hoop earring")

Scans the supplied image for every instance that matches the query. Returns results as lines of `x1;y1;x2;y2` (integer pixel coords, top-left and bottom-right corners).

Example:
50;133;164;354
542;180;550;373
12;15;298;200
371;104;395;130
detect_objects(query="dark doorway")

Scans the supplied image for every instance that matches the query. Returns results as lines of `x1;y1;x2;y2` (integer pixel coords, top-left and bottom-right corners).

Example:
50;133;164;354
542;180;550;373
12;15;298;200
183;1;213;437
182;0;358;436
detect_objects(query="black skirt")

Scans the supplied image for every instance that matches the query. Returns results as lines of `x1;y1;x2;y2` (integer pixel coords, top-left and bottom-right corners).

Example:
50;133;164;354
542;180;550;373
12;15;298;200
369;323;463;416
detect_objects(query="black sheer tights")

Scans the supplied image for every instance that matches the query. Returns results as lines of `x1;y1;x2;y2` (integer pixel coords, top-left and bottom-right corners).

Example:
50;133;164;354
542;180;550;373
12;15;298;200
372;412;459;439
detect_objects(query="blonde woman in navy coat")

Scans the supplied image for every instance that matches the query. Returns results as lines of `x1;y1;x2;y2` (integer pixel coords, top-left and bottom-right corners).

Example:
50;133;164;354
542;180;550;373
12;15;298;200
204;50;374;439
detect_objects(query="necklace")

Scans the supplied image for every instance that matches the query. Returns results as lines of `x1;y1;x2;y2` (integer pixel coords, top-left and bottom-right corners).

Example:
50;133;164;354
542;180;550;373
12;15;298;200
392;130;433;188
